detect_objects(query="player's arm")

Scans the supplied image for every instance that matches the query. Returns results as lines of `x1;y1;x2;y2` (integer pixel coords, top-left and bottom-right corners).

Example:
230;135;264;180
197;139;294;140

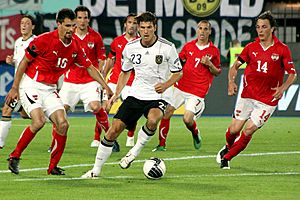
228;58;243;96
154;71;182;94
5;56;29;105
102;57;115;79
86;65;113;98
107;71;130;109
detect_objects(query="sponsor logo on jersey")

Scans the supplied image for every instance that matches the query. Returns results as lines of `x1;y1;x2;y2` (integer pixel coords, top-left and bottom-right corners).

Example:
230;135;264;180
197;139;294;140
155;55;163;64
271;53;279;61
252;52;258;57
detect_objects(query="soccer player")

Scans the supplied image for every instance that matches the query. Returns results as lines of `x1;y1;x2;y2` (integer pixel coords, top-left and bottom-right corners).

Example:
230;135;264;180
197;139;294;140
0;14;36;149
57;6;110;149
81;12;182;178
98;13;139;149
152;20;221;152
216;11;297;169
5;8;112;175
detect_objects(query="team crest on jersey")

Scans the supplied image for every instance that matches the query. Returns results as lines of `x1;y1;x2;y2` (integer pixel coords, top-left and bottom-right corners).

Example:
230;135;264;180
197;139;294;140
88;42;95;49
155;55;163;64
271;53;279;61
72;53;77;58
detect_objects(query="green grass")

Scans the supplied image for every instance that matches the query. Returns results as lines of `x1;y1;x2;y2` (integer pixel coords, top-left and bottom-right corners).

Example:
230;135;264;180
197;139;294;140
0;116;299;200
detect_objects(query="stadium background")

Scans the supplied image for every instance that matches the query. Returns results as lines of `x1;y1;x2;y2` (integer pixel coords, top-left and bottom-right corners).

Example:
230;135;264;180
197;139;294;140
0;0;299;116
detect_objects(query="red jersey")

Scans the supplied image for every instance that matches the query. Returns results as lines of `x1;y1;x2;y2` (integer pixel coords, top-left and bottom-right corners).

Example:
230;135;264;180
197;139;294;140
239;35;296;106
107;34;138;85
64;27;106;84
25;30;92;84
175;40;220;98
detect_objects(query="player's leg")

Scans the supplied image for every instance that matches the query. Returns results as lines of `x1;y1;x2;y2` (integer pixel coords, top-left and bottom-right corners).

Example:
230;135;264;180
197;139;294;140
152;105;175;151
45;90;68;175
183;96;205;150
0;104;13;148
8;107;46;174
120;99;166;169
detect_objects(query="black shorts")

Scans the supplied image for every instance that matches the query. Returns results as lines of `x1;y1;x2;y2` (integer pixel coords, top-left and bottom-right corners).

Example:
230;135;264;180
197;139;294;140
114;96;168;130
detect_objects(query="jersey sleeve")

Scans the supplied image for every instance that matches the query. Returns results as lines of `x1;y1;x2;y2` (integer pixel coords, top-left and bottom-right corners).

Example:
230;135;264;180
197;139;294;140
238;43;250;64
212;47;221;69
95;33;106;61
178;44;187;62
282;45;297;74
108;38;117;59
121;45;133;72
25;36;46;61
168;44;182;73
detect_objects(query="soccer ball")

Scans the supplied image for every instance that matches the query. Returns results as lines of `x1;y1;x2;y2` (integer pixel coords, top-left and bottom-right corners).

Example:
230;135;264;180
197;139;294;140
143;157;166;180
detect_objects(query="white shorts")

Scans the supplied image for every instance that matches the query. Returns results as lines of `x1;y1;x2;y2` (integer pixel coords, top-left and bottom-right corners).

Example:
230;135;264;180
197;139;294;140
103;83;132;101
59;81;101;112
20;75;64;118
171;87;205;119
234;98;276;128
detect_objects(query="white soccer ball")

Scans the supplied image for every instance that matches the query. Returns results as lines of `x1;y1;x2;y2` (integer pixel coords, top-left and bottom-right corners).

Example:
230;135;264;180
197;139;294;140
143;157;166;180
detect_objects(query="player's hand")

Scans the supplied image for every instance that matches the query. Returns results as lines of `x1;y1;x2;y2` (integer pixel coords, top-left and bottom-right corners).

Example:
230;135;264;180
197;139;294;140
201;55;212;67
5;87;19;106
228;81;237;96
6;55;14;65
154;83;167;94
271;86;284;101
106;94;119;111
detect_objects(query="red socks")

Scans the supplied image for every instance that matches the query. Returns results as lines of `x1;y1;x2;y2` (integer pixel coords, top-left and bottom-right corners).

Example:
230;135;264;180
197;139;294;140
48;130;67;174
94;122;102;141
225;128;240;149
158;118;170;146
10;126;36;158
224;131;252;161
94;108;110;133
127;123;136;137
186;120;198;136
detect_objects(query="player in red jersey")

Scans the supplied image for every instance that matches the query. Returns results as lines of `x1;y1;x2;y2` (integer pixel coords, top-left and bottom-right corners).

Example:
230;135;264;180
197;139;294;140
99;13;139;150
152;20;221;152
57;6;110;150
5;8;112;175
216;11;297;169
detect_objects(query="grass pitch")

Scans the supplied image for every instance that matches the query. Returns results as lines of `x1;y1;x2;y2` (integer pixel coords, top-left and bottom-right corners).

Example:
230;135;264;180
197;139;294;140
0;116;299;200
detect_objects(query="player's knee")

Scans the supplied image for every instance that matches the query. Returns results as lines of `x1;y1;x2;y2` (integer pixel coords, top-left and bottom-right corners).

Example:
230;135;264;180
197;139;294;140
32;118;46;130
56;120;69;135
182;115;193;126
90;102;101;112
146;118;159;131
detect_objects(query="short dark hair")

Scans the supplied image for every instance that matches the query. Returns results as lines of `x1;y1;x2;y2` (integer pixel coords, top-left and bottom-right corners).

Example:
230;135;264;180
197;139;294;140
56;8;76;23
74;5;91;19
123;13;137;25
136;11;157;26
256;11;277;31
198;20;211;29
22;14;35;26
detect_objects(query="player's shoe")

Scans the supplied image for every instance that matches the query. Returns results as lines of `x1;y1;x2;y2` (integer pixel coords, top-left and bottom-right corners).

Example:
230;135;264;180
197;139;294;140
7;157;20;174
90;140;100;148
220;158;230;169
112;141;120;152
126;136;134;147
119;152;136;169
47;146;52;153
81;170;99;179
151;145;167;152
192;134;202;150
216;145;229;164
49;166;65;175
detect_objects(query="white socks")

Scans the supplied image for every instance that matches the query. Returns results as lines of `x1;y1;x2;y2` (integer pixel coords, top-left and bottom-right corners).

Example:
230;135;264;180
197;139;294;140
130;127;153;157
92;143;113;176
0;120;12;147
